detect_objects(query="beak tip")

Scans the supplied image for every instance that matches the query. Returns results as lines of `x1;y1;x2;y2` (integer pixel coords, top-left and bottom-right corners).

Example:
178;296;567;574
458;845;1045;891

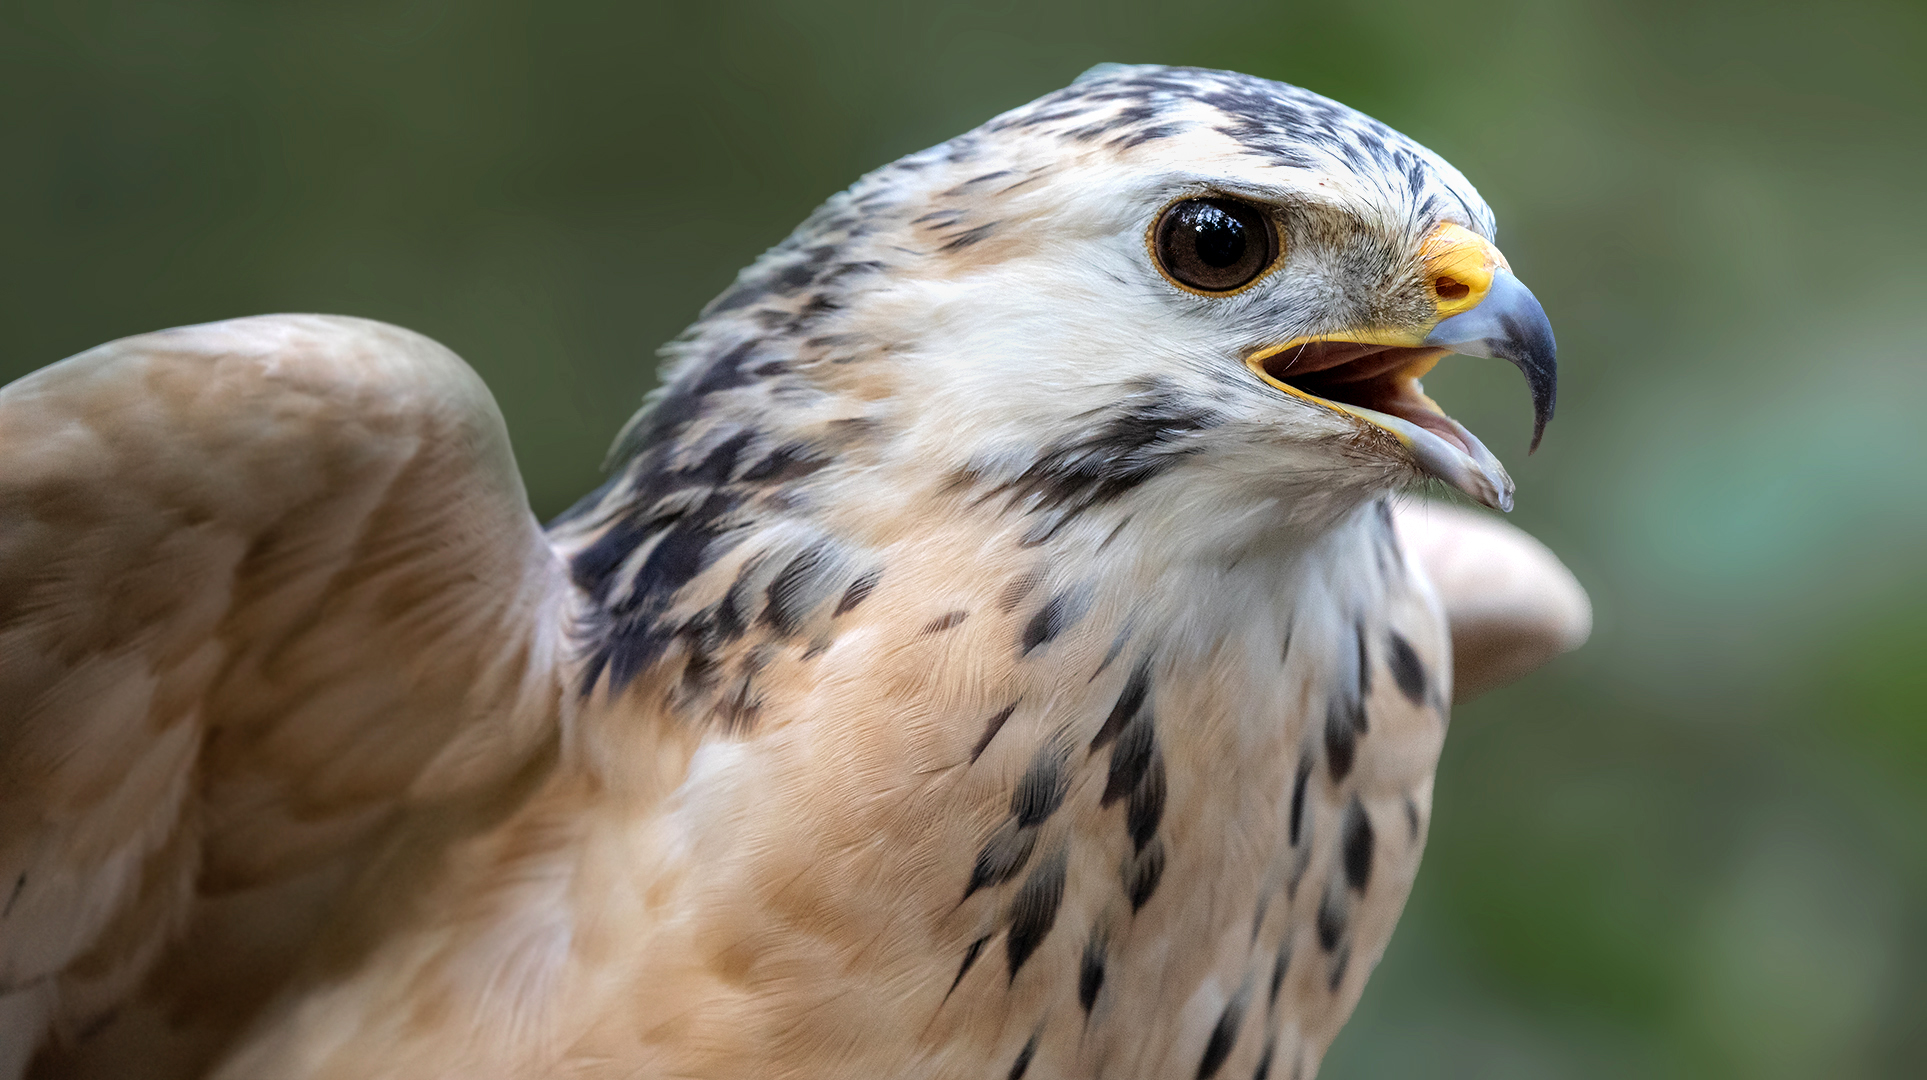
1424;268;1559;456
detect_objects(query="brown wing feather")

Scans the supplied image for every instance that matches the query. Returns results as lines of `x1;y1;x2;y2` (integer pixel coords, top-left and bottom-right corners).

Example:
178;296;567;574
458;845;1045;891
0;316;575;1076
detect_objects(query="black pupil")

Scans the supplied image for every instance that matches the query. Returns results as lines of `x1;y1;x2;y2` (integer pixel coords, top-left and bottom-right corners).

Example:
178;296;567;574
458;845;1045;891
1188;204;1247;267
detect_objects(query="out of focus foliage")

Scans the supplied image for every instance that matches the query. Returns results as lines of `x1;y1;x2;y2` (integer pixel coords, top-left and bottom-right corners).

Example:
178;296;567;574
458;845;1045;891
3;2;1921;1075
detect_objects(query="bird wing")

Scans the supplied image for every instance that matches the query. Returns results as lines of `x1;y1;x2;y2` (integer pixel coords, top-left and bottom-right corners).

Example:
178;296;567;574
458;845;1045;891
0;315;576;1071
1392;498;1591;699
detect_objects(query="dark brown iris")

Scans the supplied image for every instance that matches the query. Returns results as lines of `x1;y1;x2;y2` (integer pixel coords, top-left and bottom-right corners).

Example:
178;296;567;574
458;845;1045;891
1153;197;1278;294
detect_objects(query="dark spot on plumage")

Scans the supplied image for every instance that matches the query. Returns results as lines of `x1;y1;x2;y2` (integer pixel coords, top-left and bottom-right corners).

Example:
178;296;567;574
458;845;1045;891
1328;942;1352;992
921;610;971;635
1125;748;1166;853
763;543;838;636
1008;1030;1041;1080
680;430;754;488
4;871;24;918
1405;794;1422;840
1114;122;1181;149
1090;625;1131;681
739;443;830;484
998;168;1050;195
1353;620;1372;698
1253;1037;1276;1080
973;703;1019;763
914;207;966;227
1101;709;1155;807
946;169;1012;194
1020;588;1085;656
1007;847;1067;982
1387;631;1427;705
1252;895;1269;942
965;821;1038;901
715;555;763;640
1012;740;1071;827
990;381;1218;541
1288;754;1312;847
1285;841;1311;900
1091;658;1152;751
1079;929;1107;1013
1316;883;1347;952
1128;837;1166;911
1197;983;1251;1079
940;221;1001;251
678;633;719;697
717;673;761;734
1269;940;1292;1008
1280;621;1293;665
1341;797;1374;892
999;568;1047;613
569;513;652;605
1097;513;1133;552
834;568;881;616
579;492;747;694
1323;693;1365;782
948;935;990;998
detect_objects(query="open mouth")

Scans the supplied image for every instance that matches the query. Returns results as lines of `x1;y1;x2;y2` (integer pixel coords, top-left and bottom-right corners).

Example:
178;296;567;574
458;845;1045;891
1239;223;1560;514
1248;339;1517;511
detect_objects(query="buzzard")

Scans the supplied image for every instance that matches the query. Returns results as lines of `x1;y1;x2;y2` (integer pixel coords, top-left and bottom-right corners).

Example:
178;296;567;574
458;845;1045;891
0;65;1588;1079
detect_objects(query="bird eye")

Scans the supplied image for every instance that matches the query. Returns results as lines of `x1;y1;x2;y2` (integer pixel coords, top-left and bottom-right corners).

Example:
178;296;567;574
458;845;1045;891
1152;197;1279;294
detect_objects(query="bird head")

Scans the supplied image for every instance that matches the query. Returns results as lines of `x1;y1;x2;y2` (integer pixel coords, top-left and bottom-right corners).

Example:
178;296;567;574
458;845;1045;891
613;65;1556;560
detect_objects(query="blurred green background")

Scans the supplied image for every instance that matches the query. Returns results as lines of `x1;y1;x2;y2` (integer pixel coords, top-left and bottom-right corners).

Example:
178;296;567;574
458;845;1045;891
3;1;1922;1075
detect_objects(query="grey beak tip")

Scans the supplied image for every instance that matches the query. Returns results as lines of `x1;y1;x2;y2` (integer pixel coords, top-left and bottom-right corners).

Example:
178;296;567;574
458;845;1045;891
1423;269;1558;453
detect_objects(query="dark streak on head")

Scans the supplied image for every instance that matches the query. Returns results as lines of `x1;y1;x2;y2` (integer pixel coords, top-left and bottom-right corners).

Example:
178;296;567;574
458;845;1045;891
921;610;971;635
834;567;881;616
991;381;1219;543
762;543;837;635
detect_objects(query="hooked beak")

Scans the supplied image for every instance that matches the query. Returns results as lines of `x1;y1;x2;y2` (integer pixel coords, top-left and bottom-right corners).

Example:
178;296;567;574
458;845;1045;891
1244;222;1559;512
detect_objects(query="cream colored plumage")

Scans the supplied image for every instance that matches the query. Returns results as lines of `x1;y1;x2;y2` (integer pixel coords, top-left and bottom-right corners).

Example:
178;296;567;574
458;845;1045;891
1;66;1587;1079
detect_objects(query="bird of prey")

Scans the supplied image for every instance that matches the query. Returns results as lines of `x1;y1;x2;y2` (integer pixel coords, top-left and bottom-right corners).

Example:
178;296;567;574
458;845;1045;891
0;64;1588;1080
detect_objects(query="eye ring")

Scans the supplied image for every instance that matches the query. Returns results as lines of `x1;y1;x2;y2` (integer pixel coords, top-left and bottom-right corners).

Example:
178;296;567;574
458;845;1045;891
1150;196;1281;295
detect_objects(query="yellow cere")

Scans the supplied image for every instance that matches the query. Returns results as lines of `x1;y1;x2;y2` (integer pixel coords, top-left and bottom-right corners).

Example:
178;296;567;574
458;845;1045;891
1420;222;1508;320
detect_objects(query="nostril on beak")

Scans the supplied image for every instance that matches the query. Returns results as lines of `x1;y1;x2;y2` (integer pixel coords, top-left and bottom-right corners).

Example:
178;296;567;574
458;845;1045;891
1434;276;1470;301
